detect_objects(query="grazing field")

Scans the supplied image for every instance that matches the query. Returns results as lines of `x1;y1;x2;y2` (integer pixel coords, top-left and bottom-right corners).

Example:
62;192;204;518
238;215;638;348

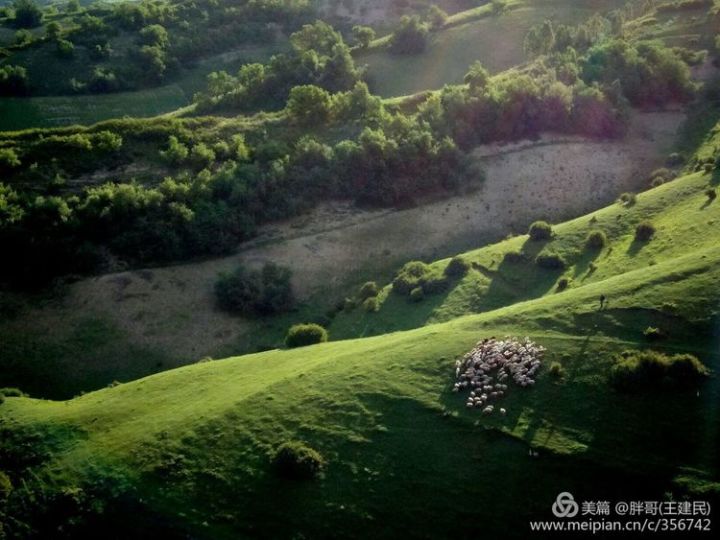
361;0;629;97
2;166;718;535
0;43;284;131
0;111;682;399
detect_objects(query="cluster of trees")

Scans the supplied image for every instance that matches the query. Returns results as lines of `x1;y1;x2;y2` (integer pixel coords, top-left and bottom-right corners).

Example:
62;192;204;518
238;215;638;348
195;21;362;113
419;62;628;148
0;104;473;284
389;15;431;54
1;0;316;95
215;263;294;317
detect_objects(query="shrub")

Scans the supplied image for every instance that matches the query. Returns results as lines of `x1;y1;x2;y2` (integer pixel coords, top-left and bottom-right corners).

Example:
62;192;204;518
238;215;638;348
635;222;656;241
362;296;379;312
409;286;424;302
0;148;21;169
12;0;43;28
351;25;375;49
650;176;664;188
548;361;565;378
444;256;470;278
392;260;431;295
272;441;324;480
285;323;328;348
585;230;608;250
610;350;708;391
706;188;717;201
535;253;566;270
556;277;569;291
160;135;189;165
215;263;294;316
358;281;379;300
643;326;665;341
389;15;429;54
528;220;553;241
189;143;216;169
618;192;637;206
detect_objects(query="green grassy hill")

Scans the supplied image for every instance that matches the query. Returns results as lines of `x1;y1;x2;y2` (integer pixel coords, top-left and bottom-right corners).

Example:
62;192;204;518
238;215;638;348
330;168;720;340
2;157;719;537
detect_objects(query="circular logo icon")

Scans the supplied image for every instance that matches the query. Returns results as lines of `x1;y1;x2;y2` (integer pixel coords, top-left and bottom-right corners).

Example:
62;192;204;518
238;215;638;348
552;492;579;518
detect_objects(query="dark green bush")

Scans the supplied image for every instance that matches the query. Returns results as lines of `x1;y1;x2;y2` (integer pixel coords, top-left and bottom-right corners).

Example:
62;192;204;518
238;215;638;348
618;192;637;206
585;230;608;250
285;323;328;348
444;256;470;278
528;221;553;241
215;263;294;317
272;441;324;480
535;253;566;270
610;350;708;391
389;15;429;54
556;277;570;291
392;261;431;295
358;281;379;300
706;188;717;201
635;222;656;241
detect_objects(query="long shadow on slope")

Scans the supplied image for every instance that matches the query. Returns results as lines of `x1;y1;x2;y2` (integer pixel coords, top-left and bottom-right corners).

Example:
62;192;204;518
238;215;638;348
474;243;565;312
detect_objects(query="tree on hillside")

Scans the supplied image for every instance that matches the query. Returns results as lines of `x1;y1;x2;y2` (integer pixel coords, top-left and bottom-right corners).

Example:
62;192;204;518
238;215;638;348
389;15;429;55
45;21;61;40
139;24;169;48
524;19;555;58
427;4;448;30
290;21;343;57
12;0;42;28
286;85;332;125
352;25;375;49
464;61;490;92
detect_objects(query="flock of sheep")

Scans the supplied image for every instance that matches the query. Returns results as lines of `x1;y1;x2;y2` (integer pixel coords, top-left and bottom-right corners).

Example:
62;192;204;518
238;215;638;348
453;337;545;415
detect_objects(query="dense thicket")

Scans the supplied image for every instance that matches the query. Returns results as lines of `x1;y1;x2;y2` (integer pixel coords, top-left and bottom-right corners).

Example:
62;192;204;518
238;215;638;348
0;0;316;95
194;21;362;114
0;26;696;287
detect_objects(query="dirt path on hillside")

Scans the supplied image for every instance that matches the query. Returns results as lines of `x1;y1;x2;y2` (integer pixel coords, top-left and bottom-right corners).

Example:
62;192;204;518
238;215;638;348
12;111;684;363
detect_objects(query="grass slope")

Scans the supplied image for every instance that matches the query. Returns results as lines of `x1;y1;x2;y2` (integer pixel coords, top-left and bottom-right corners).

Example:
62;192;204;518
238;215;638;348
2;163;719;537
331;169;720;339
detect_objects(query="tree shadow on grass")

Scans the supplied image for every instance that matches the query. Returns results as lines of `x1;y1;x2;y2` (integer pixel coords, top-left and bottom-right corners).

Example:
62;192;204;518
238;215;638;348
626;237;650;257
573;247;603;281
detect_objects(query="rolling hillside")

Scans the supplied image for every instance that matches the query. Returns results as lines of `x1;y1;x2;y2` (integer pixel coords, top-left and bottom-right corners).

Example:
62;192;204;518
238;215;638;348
2;158;718;538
